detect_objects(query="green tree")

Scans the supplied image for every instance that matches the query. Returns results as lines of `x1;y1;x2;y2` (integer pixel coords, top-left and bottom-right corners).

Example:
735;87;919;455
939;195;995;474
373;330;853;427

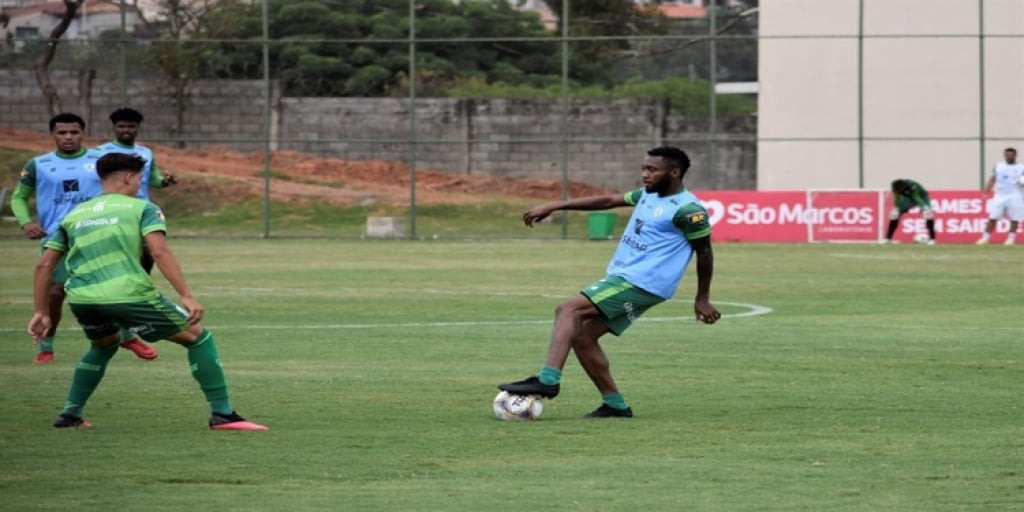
204;0;563;96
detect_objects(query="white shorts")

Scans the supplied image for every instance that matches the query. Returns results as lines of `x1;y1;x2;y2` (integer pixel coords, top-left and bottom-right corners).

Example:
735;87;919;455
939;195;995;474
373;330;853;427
986;194;1024;221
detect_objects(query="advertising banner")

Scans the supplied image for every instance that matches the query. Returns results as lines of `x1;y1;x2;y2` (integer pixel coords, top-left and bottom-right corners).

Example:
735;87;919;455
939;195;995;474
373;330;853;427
700;190;1011;244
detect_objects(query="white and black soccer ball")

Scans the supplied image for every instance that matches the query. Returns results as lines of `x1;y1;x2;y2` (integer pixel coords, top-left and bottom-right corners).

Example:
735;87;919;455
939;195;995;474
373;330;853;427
913;233;931;244
492;391;544;421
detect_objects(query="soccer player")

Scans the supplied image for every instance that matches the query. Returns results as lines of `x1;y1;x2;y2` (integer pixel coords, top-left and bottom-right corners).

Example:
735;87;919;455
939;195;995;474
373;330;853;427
11;113;158;363
976;147;1024;245
27;153;267;431
884;179;936;244
497;146;721;418
96;107;179;273
95;107;179;201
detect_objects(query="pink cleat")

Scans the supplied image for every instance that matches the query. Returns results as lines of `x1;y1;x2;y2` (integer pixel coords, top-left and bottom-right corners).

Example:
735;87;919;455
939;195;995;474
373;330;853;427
120;338;158;360
34;351;54;364
209;411;268;431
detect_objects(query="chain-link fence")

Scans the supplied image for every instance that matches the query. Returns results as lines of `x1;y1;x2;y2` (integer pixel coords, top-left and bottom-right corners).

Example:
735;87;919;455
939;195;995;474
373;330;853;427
3;1;1019;239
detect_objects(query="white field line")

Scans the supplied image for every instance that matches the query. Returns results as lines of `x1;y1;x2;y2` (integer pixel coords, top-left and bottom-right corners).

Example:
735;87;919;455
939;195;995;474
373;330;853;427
0;301;772;332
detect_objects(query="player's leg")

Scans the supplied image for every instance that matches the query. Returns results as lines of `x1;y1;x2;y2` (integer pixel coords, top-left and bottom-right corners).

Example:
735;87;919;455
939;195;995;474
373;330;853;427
116;245;160;360
34;282;65;363
884;206;903;242
570;318;633;418
1004;198;1024;245
497;294;603;399
978;196;1005;244
920;205;936;243
148;298;266;431
53;305;121;428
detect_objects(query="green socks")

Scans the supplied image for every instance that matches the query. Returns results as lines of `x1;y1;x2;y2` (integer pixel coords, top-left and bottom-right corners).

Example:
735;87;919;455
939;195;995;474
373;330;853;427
187;330;233;415
538;365;562;386
38;336;54;353
61;343;119;417
602;392;629;410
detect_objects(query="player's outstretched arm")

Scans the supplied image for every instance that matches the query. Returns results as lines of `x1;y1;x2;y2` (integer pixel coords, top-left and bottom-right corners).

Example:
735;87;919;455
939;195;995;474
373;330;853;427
689;235;721;324
523;194;627;227
145;231;204;325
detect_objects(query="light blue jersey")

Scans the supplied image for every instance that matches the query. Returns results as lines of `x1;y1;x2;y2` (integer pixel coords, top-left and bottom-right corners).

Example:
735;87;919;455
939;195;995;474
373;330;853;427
95;141;156;200
19;148;103;241
606;188;712;299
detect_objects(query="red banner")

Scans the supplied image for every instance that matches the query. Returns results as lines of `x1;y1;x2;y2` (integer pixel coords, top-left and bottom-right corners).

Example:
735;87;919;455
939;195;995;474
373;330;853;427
700;190;1011;244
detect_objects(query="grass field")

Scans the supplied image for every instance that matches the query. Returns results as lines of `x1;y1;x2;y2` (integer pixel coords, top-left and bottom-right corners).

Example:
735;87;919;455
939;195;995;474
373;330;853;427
1;239;1022;511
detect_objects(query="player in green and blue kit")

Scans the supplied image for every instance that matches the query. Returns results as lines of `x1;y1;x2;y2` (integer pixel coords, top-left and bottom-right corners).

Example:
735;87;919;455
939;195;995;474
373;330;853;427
95;107;179;203
96;107;179;273
28;153;266;431
11;113;158;363
884;178;935;244
498;146;721;418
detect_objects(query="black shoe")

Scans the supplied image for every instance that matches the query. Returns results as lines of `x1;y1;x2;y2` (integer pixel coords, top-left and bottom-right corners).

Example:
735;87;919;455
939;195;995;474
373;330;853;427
53;413;92;428
584;404;633;418
498;376;560;398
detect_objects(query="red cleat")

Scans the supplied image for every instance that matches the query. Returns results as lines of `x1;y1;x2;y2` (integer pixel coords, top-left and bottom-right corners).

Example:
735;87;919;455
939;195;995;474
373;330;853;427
120;338;158;360
34;351;54;364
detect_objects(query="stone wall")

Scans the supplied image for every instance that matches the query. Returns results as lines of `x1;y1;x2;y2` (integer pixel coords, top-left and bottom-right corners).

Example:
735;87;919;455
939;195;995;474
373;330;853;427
0;70;756;191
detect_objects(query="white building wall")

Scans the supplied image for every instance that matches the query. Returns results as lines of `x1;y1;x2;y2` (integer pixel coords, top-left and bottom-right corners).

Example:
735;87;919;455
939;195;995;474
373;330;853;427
758;0;1024;191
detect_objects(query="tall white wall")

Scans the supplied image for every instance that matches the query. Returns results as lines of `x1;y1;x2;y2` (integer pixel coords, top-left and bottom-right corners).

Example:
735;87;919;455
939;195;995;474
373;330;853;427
758;0;1024;191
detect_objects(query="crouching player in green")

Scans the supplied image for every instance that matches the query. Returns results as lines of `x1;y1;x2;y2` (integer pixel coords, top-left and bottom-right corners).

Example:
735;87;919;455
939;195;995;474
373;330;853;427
885;178;936;244
27;152;267;431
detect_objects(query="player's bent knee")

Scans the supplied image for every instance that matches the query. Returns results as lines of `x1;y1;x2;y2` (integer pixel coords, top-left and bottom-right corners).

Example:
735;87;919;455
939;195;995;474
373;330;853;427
920;206;934;220
889;207;901;220
165;322;204;346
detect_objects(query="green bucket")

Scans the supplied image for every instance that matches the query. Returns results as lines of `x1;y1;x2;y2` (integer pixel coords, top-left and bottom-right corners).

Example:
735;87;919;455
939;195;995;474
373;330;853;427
586;212;618;240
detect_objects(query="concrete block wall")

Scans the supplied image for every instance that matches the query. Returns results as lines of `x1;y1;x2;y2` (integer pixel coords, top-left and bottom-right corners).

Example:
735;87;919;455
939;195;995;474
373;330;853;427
0;70;757;191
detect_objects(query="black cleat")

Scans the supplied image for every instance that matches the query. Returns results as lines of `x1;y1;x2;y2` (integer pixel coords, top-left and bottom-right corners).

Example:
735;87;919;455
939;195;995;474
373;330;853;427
584;404;633;418
497;376;560;398
53;413;92;428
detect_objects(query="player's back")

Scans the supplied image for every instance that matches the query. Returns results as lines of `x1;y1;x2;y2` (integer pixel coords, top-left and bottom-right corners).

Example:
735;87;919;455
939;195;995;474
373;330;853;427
52;194;163;304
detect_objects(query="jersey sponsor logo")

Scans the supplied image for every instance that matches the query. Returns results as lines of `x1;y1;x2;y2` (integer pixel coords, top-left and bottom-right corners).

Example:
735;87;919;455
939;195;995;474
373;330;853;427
687;211;706;224
620;234;648;252
126;323;156;336
53;195;91;206
73;217;119;230
62;179;79;192
653;206;664;217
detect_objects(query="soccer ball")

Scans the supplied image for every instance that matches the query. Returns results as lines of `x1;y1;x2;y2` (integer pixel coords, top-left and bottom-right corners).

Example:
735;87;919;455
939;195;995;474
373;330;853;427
913;233;930;244
492;391;544;421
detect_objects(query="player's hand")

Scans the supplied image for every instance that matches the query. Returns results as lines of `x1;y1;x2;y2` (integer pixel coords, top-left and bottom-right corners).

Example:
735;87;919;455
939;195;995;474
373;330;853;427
20;222;46;240
522;205;553;227
694;299;721;324
27;313;51;343
181;297;205;325
163;173;179;186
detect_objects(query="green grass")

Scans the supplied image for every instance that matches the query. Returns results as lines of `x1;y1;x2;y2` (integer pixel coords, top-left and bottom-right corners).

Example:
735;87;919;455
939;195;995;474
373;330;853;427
1;240;1022;511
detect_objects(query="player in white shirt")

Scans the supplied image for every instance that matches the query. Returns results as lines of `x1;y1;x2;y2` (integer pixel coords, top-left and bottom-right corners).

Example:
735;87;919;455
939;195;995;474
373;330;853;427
976;147;1024;245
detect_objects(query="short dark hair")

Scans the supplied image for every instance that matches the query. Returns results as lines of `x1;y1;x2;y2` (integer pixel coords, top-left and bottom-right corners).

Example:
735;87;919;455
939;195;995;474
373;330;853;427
1006;147;1017;154
49;113;85;131
110;107;144;124
647;146;692;176
97;152;146;179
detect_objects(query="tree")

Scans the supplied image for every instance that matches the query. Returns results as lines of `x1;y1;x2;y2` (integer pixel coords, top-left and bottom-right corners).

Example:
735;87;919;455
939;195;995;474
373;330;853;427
203;0;563;96
134;0;257;145
34;0;84;115
541;0;672;86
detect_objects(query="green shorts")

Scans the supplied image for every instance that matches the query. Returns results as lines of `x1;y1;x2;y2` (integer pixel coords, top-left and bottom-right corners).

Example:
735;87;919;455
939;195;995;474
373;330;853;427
69;294;190;342
40;246;69;284
581;275;665;336
896;194;930;214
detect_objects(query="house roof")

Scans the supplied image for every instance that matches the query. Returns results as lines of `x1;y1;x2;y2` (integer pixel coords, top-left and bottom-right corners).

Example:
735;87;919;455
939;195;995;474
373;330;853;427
2;0;123;18
657;5;708;19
